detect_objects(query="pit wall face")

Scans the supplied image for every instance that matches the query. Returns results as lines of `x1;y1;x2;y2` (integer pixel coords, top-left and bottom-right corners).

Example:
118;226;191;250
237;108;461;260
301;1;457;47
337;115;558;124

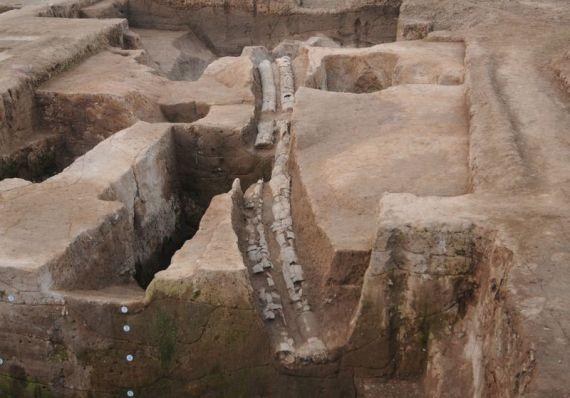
171;121;273;217
35;90;164;163
0;186;355;398
0;20;127;181
127;1;400;54
0;289;273;397
290;143;533;394
287;39;467;354
344;222;534;397
0;122;183;335
0;104;271;291
0;135;274;396
289;146;372;352
50;122;181;291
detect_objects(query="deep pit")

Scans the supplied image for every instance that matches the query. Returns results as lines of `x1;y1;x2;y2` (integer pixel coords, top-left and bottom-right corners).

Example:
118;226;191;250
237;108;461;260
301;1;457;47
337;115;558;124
1;0;569;397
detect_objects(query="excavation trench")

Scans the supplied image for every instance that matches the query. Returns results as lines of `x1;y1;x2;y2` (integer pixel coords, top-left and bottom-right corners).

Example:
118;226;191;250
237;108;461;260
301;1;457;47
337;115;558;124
217;26;520;396
121;120;274;289
125;2;401;54
112;8;404;296
0;2;534;395
131;193;197;289
1;52;212;182
74;0;401;81
1;0;401;182
237;119;529;396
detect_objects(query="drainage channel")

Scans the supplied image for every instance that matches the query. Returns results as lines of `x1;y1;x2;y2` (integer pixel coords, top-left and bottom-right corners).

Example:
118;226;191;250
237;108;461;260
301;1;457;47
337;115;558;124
245;54;328;367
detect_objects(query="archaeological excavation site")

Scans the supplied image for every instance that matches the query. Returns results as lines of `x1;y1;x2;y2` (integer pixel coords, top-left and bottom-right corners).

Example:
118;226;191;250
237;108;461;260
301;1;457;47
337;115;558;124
0;0;569;396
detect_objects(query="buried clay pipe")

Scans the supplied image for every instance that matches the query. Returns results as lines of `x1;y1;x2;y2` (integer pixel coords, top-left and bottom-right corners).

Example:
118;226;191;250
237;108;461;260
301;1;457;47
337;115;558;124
255;119;276;149
276;56;295;111
259;59;277;112
269;121;328;363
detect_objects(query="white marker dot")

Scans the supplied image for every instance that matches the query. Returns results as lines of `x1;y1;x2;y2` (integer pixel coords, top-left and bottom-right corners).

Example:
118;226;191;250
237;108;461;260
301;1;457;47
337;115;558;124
123;325;131;333
127;390;134;397
7;295;15;303
0;358;4;366
126;354;134;362
120;306;128;314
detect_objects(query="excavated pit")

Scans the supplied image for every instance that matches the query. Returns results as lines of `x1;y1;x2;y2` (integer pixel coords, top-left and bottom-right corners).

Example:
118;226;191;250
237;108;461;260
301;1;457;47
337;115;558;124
126;3;400;53
0;20;499;398
1;0;568;397
317;53;398;93
0;0;400;182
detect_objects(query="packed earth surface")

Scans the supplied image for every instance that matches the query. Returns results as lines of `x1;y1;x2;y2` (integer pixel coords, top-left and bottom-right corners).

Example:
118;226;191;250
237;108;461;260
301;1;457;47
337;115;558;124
0;0;569;397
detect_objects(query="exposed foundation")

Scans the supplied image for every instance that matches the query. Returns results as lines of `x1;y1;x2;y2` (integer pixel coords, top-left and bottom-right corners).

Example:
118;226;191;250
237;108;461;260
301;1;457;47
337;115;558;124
0;0;569;397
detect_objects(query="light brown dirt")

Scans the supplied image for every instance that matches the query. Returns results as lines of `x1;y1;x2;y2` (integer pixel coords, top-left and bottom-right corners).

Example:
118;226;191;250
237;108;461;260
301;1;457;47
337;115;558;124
0;0;568;396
